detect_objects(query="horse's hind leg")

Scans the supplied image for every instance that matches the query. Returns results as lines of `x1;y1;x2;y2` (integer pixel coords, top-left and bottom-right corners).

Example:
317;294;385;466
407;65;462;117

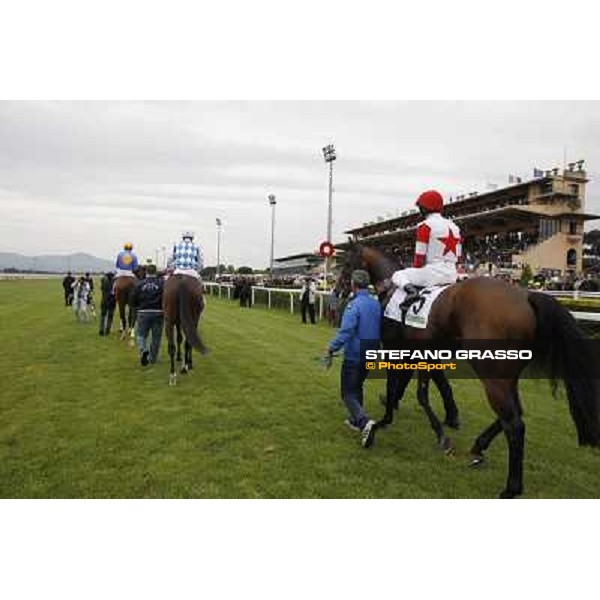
431;371;460;429
187;338;193;371
167;324;177;386
417;372;452;453
482;380;525;498
119;305;126;339
176;325;183;362
468;419;503;467
181;341;191;375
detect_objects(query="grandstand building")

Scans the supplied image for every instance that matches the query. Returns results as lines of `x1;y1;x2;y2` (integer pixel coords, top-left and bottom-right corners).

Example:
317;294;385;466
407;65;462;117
272;252;324;277
343;161;598;277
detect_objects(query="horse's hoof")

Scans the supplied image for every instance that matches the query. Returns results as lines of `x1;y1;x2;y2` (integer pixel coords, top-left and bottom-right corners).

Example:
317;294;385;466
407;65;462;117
468;454;485;468
181;366;188;375
439;437;454;455
169;375;177;387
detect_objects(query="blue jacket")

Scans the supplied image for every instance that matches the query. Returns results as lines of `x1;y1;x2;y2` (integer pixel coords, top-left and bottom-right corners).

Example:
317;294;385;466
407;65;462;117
328;289;381;363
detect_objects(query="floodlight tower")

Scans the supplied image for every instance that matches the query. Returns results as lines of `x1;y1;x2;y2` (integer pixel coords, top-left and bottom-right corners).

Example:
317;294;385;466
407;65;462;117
216;218;223;281
268;194;277;277
322;143;337;287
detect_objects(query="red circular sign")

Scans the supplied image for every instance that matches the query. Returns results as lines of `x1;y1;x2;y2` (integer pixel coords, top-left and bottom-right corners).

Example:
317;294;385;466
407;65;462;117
319;241;335;258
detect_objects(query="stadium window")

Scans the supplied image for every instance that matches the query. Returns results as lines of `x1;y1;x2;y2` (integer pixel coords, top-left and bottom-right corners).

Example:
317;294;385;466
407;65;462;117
569;220;577;235
540;181;553;195
569;183;579;197
567;248;577;266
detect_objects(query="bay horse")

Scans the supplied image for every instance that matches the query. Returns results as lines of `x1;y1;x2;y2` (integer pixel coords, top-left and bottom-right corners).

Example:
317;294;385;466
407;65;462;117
162;274;208;386
342;243;600;498
114;275;137;342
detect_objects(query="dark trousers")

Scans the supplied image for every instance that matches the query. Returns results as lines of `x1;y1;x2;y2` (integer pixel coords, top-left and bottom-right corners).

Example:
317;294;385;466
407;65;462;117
301;302;315;324
341;360;370;428
64;289;73;306
240;292;252;308
99;300;115;334
136;312;164;363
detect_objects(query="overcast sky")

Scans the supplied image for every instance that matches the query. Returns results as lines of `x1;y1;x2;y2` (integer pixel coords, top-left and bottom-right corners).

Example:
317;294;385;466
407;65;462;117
1;101;599;268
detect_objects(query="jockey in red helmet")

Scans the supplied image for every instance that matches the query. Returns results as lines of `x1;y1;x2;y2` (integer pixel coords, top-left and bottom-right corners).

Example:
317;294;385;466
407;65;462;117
391;190;462;291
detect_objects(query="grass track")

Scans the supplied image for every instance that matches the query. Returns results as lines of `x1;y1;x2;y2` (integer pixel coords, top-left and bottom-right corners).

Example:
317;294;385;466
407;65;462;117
0;279;599;498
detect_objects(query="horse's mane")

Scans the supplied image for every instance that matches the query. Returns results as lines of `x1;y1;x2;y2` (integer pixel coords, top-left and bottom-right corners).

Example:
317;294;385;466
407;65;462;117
342;242;401;284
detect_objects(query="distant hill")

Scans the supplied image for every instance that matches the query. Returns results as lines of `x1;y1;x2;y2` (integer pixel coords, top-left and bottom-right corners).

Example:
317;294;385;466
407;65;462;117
0;252;113;273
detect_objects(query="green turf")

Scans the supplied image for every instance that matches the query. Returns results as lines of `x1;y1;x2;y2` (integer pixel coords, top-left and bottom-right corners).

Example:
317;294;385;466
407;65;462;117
0;279;599;498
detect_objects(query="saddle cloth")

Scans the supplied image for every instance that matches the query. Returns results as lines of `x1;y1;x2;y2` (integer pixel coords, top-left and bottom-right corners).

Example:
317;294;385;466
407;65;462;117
384;284;450;329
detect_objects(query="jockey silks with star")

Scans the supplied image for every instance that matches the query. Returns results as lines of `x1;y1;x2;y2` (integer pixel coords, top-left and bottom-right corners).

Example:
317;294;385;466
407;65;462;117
391;190;462;291
115;243;139;278
170;231;204;279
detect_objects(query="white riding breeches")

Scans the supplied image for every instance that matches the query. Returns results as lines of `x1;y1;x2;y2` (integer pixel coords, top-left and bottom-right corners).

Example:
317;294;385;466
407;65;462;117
173;268;201;280
392;262;457;289
115;269;136;278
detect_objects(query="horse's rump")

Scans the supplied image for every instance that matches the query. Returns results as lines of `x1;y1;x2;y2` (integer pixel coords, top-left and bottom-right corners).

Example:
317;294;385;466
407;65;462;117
163;275;205;351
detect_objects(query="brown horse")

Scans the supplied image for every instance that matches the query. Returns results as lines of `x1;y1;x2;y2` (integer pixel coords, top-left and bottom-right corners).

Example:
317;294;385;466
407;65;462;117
342;243;600;498
162;274;208;386
114;275;138;341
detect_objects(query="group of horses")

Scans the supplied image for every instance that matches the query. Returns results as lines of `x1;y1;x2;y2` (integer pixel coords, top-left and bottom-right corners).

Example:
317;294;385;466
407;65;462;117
111;266;208;386
100;242;599;498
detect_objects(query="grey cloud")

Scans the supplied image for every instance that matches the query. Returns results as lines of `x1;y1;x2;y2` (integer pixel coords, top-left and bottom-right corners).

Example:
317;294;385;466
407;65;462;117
1;101;599;268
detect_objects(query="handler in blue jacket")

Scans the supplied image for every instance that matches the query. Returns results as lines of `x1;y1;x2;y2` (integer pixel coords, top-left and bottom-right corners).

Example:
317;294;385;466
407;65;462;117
325;269;381;437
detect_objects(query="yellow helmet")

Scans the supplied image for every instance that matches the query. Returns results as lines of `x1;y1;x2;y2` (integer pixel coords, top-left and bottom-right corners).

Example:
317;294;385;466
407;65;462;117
123;243;133;250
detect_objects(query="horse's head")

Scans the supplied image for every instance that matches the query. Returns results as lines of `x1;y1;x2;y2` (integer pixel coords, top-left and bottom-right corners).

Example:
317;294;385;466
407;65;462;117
338;242;399;293
337;243;366;294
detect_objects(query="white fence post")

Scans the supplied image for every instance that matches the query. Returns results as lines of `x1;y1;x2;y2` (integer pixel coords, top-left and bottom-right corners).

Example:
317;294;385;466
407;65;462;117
268;289;271;309
290;292;294;314
252;287;256;306
227;287;231;300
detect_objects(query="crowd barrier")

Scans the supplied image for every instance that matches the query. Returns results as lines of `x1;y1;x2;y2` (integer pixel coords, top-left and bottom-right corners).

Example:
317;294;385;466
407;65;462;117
203;282;600;323
3;276;600;323
204;282;332;319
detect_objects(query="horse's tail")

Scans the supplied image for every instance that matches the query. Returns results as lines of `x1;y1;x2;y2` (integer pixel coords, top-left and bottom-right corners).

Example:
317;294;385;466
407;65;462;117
179;279;208;354
528;291;600;446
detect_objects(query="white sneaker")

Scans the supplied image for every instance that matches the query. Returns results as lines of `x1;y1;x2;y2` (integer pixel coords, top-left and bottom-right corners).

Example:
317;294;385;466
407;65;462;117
361;419;377;448
344;419;361;432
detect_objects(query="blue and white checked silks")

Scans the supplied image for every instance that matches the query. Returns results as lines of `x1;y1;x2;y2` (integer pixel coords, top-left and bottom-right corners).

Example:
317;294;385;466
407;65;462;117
171;241;204;271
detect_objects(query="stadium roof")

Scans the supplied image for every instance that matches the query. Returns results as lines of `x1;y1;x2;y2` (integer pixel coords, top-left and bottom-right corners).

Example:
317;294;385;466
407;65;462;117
338;205;600;247
344;171;592;237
